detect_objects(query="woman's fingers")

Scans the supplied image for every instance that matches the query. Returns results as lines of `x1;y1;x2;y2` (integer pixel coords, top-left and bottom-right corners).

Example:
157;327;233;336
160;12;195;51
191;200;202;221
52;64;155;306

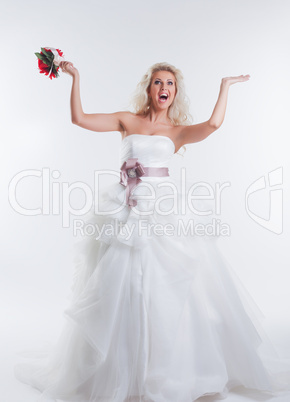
222;75;250;86
59;61;77;76
60;61;72;72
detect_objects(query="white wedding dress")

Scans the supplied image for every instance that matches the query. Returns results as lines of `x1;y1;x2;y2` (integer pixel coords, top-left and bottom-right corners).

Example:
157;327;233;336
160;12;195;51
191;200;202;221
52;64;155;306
14;134;290;401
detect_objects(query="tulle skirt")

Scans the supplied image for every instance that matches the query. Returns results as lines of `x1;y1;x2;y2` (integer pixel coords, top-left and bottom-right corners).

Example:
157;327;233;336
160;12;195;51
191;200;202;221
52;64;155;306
14;174;290;401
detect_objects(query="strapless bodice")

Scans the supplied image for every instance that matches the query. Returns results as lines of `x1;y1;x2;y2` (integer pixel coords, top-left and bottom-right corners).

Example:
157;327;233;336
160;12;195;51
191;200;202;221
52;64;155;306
119;134;175;168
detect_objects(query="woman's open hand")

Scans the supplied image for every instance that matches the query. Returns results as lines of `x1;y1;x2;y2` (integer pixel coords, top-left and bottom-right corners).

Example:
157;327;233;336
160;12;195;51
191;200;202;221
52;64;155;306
221;75;250;86
59;61;79;78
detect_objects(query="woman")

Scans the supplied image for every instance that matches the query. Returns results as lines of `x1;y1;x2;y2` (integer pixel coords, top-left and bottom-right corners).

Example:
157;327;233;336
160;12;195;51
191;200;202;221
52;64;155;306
14;61;290;402
60;60;246;152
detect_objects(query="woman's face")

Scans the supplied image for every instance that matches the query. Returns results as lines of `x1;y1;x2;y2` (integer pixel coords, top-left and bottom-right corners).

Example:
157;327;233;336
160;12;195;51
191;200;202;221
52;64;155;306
148;70;177;111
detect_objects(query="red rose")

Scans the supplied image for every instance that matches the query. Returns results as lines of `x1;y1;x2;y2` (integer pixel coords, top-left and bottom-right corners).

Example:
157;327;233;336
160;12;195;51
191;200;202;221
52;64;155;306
35;47;65;79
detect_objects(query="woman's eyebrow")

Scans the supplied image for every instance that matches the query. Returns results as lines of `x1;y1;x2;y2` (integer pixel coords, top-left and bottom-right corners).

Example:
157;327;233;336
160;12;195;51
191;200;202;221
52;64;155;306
154;78;174;81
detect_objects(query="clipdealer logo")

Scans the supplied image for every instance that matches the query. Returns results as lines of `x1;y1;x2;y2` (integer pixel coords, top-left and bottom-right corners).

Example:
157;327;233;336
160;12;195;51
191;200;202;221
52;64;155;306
8;166;231;237
245;167;283;234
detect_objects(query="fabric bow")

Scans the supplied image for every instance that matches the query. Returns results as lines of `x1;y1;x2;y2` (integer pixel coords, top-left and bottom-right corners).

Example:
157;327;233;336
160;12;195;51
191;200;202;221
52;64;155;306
120;158;145;207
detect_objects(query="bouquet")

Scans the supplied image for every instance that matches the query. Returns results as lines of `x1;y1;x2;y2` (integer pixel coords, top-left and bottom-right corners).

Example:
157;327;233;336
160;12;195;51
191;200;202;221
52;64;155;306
35;47;65;79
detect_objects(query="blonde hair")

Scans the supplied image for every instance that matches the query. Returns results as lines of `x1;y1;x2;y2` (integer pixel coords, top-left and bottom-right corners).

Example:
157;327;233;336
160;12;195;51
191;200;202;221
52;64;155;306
129;62;194;156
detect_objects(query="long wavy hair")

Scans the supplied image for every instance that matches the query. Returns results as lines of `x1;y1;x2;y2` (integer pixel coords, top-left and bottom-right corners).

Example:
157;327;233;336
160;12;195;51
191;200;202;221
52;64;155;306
128;62;194;156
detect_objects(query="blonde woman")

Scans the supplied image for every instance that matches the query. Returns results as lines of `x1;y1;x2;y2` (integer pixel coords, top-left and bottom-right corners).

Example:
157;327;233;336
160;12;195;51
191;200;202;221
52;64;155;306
14;61;290;401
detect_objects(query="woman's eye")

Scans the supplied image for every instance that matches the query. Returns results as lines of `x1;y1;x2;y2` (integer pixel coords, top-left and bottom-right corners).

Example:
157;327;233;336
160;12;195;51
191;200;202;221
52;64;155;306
154;80;174;85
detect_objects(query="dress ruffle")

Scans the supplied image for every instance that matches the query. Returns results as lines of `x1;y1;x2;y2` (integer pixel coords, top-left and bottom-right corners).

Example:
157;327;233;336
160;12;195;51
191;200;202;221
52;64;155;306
14;135;290;401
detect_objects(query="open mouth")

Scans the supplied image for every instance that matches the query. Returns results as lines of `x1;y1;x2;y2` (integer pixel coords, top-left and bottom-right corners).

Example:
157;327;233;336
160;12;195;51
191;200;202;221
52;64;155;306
159;93;168;103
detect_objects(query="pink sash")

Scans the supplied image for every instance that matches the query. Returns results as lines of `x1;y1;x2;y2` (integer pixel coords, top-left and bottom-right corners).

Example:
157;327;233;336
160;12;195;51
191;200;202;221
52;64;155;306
120;158;169;207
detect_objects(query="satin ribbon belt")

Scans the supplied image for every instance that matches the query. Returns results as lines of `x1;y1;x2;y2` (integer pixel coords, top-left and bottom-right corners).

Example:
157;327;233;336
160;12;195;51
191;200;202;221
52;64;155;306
120;158;169;207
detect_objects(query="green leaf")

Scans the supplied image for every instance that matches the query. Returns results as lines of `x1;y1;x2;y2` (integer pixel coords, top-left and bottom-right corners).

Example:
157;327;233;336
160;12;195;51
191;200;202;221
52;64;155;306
41;50;54;66
36;53;51;65
52;64;60;78
41;47;53;60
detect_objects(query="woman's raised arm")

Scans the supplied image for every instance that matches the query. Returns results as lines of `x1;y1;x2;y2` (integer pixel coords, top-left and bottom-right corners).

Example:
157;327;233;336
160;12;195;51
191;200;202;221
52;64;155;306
179;74;250;145
60;61;126;133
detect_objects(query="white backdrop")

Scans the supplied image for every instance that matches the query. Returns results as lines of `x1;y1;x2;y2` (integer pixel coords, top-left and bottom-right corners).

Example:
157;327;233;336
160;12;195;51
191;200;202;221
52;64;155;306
1;0;290;400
